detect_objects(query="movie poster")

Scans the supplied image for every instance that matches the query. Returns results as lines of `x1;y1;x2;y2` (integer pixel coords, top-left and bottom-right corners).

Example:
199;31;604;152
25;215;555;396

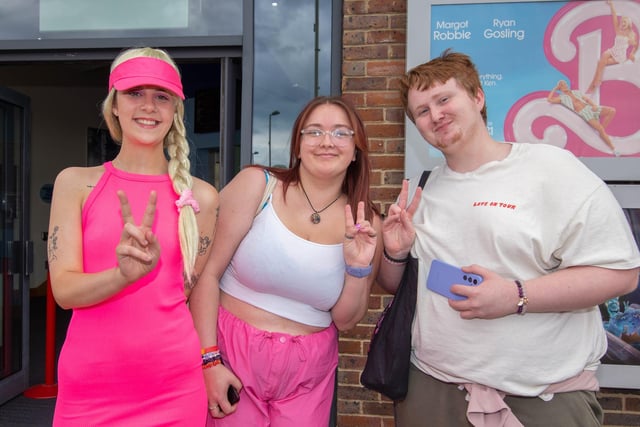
428;0;640;158
600;207;640;367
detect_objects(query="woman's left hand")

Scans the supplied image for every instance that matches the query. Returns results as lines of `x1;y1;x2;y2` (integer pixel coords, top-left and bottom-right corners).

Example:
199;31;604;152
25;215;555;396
343;201;377;267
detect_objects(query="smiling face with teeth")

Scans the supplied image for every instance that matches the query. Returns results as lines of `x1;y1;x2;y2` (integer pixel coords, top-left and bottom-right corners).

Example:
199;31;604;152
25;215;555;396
112;85;177;147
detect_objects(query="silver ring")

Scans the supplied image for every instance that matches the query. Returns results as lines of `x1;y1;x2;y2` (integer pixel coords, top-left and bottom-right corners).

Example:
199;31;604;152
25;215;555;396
344;234;355;240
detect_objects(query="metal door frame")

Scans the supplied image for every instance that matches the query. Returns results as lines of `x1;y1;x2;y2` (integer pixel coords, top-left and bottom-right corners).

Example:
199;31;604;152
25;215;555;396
0;85;31;405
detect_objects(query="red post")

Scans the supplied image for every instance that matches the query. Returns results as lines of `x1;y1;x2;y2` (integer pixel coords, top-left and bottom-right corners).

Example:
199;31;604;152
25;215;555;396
24;270;58;399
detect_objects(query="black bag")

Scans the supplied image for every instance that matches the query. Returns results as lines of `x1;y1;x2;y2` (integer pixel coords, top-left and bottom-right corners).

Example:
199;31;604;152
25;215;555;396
360;255;418;400
360;171;429;401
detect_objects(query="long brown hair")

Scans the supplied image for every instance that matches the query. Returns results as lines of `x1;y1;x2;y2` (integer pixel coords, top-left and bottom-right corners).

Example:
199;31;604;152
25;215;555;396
256;96;379;221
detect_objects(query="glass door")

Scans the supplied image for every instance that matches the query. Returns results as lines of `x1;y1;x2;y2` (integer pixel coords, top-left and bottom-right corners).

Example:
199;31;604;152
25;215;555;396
0;86;31;405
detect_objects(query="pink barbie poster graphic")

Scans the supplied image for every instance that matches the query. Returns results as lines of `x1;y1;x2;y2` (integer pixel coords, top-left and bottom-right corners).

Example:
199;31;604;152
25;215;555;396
505;0;640;158
407;0;640;182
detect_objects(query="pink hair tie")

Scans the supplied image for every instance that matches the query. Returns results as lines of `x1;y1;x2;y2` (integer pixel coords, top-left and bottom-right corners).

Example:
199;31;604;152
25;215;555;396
176;189;200;213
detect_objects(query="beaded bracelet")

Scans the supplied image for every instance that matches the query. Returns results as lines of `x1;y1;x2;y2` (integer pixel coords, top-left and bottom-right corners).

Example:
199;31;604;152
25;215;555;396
514;280;528;315
202;357;222;369
202;351;223;369
202;351;221;363
201;345;219;354
202;360;222;370
383;248;409;265
202;345;223;369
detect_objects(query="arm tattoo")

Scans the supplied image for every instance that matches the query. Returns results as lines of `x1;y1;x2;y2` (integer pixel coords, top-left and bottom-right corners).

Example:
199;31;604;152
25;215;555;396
184;272;199;291
48;225;59;262
198;235;211;256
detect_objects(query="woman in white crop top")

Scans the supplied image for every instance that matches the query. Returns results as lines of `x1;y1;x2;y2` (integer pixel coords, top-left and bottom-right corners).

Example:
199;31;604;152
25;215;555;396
190;96;383;426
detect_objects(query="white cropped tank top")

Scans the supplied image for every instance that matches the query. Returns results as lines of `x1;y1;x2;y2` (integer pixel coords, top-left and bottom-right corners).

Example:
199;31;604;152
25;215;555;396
219;194;345;327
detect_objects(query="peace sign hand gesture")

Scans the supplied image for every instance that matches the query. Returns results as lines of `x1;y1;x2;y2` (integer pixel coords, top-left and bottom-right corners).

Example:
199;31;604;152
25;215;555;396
382;179;422;258
343;201;377;267
115;190;161;284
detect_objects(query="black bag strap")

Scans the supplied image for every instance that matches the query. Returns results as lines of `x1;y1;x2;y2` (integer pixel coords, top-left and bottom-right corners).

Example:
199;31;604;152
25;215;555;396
418;170;431;189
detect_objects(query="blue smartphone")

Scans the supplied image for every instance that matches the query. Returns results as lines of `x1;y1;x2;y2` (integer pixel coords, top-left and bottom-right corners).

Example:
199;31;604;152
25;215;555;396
426;259;483;300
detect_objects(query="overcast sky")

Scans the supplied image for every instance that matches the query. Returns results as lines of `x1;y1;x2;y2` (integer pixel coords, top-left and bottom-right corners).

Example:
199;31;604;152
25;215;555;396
252;0;333;167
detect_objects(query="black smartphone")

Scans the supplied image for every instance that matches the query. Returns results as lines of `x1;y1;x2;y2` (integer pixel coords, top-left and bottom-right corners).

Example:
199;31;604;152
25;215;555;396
227;385;240;405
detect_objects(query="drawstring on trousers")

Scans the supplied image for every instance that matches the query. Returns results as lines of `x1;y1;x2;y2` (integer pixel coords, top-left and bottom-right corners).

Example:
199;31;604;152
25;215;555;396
257;332;308;361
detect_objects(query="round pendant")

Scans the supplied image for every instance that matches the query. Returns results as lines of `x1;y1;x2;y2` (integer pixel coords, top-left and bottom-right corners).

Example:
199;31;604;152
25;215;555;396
311;212;321;224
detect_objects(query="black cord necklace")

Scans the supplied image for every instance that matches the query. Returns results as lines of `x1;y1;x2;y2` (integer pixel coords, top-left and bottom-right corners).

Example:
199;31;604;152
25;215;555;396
299;180;342;224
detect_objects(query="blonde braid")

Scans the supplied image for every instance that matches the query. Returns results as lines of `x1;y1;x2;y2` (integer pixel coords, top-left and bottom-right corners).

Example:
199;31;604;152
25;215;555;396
166;102;199;284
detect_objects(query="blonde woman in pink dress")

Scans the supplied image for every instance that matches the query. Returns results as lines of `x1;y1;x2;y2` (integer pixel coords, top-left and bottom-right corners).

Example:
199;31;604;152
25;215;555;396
587;0;638;93
48;47;218;426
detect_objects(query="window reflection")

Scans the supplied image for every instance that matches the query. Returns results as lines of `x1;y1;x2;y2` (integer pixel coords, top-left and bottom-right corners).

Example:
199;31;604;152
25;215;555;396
252;0;333;168
0;0;242;39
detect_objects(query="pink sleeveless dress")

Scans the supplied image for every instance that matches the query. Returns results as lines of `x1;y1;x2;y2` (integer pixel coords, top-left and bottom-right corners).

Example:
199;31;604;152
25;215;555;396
53;162;206;426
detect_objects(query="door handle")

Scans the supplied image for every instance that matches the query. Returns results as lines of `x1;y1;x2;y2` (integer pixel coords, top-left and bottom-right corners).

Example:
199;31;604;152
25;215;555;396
24;240;33;276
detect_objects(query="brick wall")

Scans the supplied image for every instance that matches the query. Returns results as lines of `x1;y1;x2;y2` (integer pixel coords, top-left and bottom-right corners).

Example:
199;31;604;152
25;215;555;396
337;1;640;426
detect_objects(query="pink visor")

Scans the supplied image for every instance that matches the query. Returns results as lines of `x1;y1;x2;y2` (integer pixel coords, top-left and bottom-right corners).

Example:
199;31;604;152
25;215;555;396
108;56;185;100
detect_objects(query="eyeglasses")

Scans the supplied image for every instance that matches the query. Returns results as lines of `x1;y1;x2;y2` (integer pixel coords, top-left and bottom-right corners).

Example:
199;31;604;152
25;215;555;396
300;127;355;145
